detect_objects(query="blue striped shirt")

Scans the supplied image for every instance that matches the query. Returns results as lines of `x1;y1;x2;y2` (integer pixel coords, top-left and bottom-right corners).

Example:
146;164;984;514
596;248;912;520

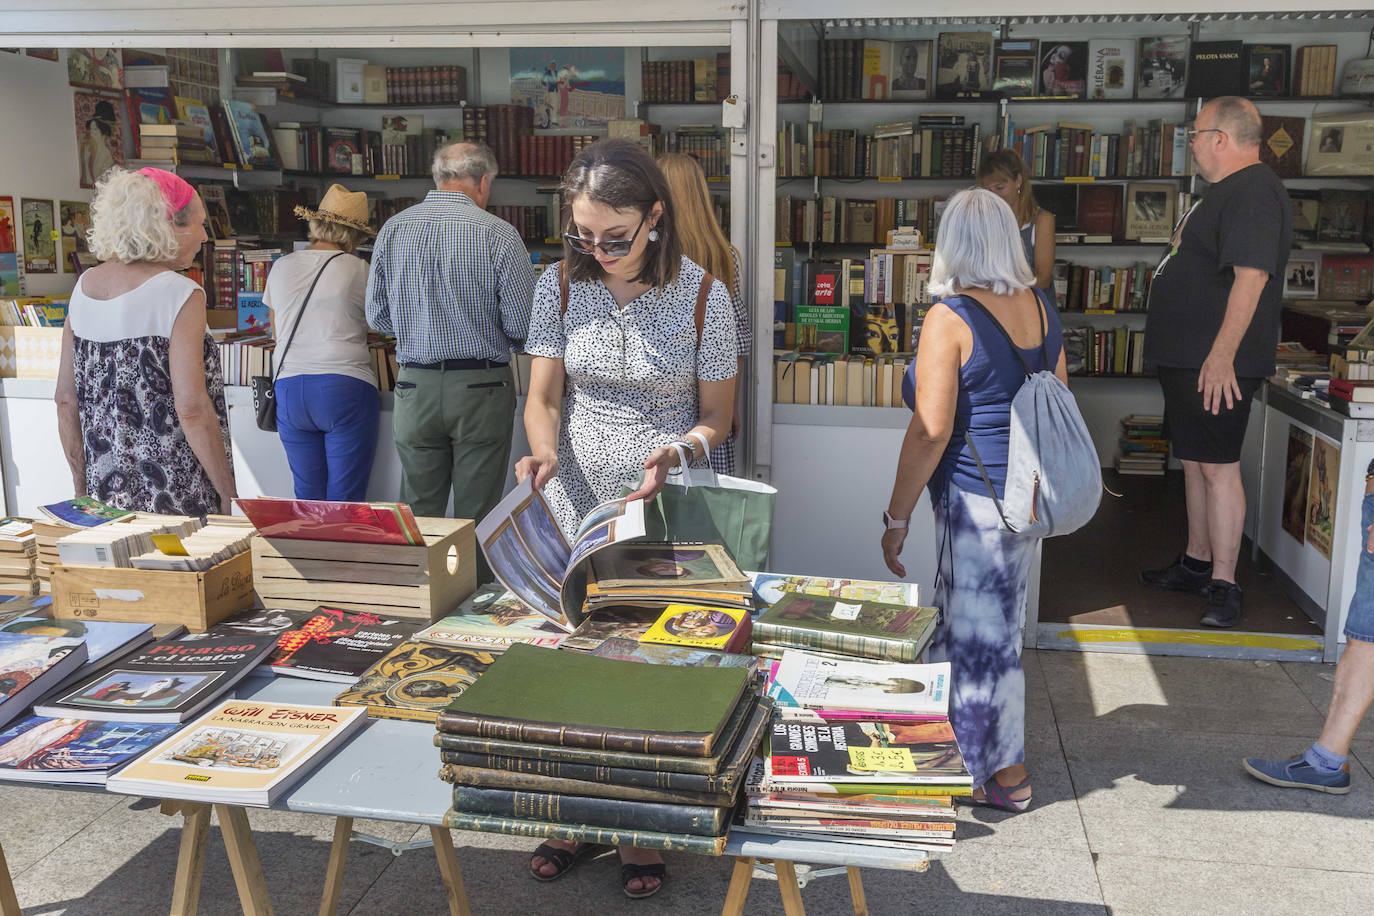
365;190;535;364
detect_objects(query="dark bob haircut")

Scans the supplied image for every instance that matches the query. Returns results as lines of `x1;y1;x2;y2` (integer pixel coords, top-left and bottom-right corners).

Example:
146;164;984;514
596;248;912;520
559;138;682;288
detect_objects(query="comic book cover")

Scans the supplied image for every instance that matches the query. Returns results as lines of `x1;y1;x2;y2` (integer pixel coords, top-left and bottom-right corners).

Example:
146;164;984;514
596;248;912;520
19;199;56;274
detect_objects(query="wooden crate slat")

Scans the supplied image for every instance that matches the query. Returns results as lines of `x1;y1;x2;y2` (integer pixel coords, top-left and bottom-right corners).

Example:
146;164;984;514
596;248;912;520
253;555;431;586
256;577;435;609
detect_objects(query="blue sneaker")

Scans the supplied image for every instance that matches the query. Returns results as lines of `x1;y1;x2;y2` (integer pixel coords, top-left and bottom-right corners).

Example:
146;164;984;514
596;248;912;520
1242;755;1351;794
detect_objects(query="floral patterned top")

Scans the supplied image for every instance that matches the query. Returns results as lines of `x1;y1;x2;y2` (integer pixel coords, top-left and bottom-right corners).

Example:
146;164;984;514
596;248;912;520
68;270;230;516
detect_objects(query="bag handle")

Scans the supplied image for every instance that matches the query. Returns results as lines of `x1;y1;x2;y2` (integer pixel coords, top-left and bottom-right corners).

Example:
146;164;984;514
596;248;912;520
561;263;711;347
272;252;345;383
959;289;1050;379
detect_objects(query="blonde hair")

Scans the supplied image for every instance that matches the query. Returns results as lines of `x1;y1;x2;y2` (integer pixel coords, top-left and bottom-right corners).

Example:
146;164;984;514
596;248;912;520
87;167;193;264
656;152;736;292
307;219;368;253
928;188;1035;299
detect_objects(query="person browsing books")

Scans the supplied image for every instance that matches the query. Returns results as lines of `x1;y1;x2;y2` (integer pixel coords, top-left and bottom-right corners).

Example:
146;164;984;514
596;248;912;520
657;152;751;475
365;142;536;580
977;149;1057;310
1139;97;1292;628
264;185;379;502
881;188;1066;814
514;138;738;898
56;167;236;515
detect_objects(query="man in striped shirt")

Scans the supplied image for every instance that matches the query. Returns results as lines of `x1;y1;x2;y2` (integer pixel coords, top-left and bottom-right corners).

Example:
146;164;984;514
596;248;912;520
366;142;535;577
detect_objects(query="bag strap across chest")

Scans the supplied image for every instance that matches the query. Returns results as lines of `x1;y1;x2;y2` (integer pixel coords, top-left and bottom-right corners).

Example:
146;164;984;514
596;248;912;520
959;289;1050;378
559;265;712;346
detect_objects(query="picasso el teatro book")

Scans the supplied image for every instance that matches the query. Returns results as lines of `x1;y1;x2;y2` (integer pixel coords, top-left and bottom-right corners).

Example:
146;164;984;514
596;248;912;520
107;701;366;805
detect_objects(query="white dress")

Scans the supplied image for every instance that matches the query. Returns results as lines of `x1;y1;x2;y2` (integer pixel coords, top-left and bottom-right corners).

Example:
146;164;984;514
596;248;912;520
524;255;738;537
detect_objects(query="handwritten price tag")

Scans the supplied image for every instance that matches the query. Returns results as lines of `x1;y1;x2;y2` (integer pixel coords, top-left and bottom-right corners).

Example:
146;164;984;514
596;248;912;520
830;601;861;621
848;747;916;771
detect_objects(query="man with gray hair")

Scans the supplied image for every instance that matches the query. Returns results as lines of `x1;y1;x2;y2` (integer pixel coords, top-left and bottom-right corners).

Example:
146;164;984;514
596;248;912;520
1140;96;1292;628
366;141;535;578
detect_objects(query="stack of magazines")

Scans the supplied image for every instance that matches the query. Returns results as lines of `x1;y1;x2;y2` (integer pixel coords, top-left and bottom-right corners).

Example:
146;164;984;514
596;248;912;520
741;650;971;851
581;543;754;615
436;644;770;854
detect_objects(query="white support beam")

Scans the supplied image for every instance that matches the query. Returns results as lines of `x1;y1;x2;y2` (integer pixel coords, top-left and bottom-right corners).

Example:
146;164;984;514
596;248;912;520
751;15;778;475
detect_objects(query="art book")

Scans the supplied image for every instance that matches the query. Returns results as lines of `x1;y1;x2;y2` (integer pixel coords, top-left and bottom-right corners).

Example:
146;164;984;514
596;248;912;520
59;200;91;271
765;719;972;786
67;48;123;90
38;496;134;528
333;641;496;723
991;39;1037;98
33;631;277;723
639;604;752;652
584;543;751;609
557;608;657;652
749;572;919;610
1087;39;1134;99
0;716;178;785
754;593;939;663
769;653;950;719
221;99;278;169
0;196;20;297
0;635;88;729
1037;41;1087;97
414;587;567;652
1;616;156;693
590;637;755;669
107;700;366;805
237;290;270;332
934;31;993;99
235;497;424;546
174;97;219;154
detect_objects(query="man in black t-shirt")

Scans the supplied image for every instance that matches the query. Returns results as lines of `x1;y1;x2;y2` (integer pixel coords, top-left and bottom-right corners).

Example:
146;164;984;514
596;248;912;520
1140;96;1292;628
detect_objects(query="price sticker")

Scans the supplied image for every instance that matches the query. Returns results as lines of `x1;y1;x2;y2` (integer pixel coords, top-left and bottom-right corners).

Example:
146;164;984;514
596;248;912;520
830;601;862;621
848;747;916;771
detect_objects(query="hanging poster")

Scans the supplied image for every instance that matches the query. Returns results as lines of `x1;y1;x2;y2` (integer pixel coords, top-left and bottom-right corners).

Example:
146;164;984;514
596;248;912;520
509;48;625;128
1306;436;1340;558
0;196;20;296
67;48;123;90
20;199;56;274
74;92;124;189
59;201;92;273
1281;426;1313;544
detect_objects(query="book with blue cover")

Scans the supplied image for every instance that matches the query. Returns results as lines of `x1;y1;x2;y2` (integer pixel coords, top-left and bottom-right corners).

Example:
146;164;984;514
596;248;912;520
0;716;178;784
221;99;278;169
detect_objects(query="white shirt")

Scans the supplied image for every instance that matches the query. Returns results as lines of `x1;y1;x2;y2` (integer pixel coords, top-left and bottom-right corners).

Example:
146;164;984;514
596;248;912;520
263;249;375;385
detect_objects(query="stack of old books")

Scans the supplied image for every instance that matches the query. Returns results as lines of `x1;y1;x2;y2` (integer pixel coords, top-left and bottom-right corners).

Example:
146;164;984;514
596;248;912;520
436;643;770;854
1115;413;1168;477
581;542;755;615
0;518;39;597
742;650;970;851
750;589;939;663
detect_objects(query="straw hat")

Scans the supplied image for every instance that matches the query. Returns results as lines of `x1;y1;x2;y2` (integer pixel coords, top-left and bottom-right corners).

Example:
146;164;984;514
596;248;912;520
293;183;375;235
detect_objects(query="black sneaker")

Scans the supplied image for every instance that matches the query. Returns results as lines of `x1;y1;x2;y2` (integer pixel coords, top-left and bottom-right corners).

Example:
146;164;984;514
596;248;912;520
1140;555;1212;593
1201;580;1243;628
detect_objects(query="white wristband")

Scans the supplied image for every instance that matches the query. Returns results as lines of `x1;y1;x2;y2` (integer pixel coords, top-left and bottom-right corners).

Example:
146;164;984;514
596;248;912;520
687;430;711;460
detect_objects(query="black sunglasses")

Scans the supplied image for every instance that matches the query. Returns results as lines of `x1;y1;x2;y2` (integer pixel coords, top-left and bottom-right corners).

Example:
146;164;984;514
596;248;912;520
564;215;646;258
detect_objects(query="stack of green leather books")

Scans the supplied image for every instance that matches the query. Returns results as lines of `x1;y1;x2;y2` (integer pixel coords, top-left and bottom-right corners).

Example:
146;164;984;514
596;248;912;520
434;643;770;855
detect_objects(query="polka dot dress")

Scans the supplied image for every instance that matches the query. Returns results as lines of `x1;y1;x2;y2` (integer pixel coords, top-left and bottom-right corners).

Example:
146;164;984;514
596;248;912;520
524;256;738;538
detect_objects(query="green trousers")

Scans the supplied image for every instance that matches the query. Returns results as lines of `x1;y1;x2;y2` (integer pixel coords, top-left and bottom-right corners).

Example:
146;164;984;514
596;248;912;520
391;364;514;582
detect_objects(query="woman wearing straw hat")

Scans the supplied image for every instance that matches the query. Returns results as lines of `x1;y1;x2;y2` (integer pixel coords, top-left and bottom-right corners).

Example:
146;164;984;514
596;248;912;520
263;184;379;500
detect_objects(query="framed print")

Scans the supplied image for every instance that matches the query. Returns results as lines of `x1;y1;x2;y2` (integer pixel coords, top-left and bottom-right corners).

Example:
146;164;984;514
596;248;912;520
20;198;56;274
1283;255;1319;298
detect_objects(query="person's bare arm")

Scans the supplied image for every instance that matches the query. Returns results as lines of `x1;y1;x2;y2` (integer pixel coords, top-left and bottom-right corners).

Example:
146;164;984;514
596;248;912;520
1033;208;1057;291
515;356;565;488
170;289;236;512
630;375;736;500
55;324;85;494
1199;266;1269;414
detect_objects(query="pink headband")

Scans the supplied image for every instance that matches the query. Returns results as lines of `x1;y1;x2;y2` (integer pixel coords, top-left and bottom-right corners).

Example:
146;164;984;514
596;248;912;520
138;167;195;216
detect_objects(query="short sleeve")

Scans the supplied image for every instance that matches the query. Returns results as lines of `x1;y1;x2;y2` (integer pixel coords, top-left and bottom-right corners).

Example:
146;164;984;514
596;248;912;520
1218;180;1285;277
697;278;738;382
523;262;566;359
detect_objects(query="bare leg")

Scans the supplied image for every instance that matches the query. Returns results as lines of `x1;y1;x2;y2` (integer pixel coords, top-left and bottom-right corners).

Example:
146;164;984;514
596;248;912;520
1199;461;1245;583
971;763;1031;804
1181;459;1213;562
1316;638;1374;757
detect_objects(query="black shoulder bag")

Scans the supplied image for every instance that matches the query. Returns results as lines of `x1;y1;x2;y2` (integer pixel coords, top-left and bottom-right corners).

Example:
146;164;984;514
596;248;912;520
252;252;344;432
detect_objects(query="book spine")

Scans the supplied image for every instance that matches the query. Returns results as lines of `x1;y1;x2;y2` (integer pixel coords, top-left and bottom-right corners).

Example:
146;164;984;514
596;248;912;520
440;810;727;855
752;624;918;663
433;711;713;757
433;733;724;775
439;763;734;805
437;750;727;793
451;785;729;837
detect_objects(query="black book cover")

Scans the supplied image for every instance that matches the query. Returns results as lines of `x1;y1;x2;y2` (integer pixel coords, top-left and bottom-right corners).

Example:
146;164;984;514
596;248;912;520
1289;189;1320;242
1186;41;1246;98
450;784;730;836
1245;44;1290;97
1036;184;1081;233
212;607;421;683
1038;41;1088;98
1318;189;1367;243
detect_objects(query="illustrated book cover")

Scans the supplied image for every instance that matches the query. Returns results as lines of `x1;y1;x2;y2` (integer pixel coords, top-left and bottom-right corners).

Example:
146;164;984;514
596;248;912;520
1087;39;1134;100
0;715;178;785
991;39;1037;98
1137;36;1188;99
765;719;972;786
333;641;496;723
1;615;155;693
590;637;755;669
213;606;421;684
415;586;567;652
38;496;134;528
638;604;752;652
221;99;278;169
748;571;919;610
770;652;950;719
1245;43;1290;96
754;593;938;663
0;634;88;728
934;32;993;99
235;497;424;546
1037;41;1087;98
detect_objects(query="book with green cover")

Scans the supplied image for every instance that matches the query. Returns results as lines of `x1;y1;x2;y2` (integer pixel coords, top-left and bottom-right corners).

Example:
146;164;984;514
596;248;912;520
439;763;733;806
435;643;751;757
440;810;728;856
450;784;731;836
435;689;763;776
753;593;939;663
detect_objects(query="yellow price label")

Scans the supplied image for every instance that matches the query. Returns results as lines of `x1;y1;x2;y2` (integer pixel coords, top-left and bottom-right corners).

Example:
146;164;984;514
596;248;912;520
49;230;60;241
848;747;916;771
151;533;189;556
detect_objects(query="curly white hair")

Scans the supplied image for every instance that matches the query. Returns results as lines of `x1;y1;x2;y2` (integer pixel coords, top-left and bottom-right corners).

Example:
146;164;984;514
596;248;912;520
87;167;194;264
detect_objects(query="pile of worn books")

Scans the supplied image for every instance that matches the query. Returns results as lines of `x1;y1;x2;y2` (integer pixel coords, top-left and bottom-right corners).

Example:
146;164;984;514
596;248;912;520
0;518;38;597
581;542;754;615
437;643;770;854
749;584;939;663
742;650;971;851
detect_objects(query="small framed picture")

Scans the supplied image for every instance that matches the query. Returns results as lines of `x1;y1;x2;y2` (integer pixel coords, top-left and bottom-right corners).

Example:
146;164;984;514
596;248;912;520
1284;255;1319;298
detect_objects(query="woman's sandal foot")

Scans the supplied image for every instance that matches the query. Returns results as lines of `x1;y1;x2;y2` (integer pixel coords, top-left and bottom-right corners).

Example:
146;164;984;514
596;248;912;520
529;841;602;881
621;861;667;899
968;776;1032;813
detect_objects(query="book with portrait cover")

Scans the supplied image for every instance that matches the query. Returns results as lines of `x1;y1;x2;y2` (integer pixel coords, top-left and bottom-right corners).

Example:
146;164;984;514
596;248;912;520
770;653;950;719
754;593;939;663
334;641;495;723
1246;44;1290;97
1037;41;1087;98
764;719;972;786
32;632;276;724
639;605;752;652
0;716;178;785
0;634;87;728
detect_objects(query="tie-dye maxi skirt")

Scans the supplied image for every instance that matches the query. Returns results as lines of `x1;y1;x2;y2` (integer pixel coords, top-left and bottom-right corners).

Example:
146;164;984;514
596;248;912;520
925;484;1038;788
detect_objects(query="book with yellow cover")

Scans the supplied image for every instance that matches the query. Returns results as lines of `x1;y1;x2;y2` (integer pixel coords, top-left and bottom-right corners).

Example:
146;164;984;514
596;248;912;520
639;605;752;652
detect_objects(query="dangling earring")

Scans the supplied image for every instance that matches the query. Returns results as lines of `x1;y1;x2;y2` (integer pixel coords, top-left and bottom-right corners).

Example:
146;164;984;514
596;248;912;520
648;228;659;242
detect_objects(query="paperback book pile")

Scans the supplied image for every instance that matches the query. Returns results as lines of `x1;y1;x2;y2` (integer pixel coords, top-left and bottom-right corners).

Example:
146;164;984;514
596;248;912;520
56;514;201;568
1115;414;1168;476
0;518;38;596
437;644;770;854
584;545;754;615
128;520;256;571
742;650;968;851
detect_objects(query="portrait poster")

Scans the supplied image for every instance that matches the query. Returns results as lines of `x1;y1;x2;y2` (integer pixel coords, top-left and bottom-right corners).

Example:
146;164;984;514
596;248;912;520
74;91;124;189
1282;427;1313;544
509;48;625;128
890;40;933;100
59;200;92;271
1306;436;1340;558
19;199;55;274
0;196;19;296
67;48;123;90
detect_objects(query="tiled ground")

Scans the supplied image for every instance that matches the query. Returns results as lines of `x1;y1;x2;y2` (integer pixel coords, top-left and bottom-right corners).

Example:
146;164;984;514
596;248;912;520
4;649;1371;915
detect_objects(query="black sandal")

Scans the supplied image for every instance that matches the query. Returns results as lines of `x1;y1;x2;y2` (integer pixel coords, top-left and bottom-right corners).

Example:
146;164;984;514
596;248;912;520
620;861;667;899
529;841;602;881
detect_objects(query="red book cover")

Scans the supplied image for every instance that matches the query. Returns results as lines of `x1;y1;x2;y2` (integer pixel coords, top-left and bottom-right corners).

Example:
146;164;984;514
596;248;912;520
235;498;425;545
1077;185;1122;238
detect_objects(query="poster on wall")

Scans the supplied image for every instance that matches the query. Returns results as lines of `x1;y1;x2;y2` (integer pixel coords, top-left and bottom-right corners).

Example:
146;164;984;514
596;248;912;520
74;92;125;189
60;201;93;274
1281;426;1313;544
509;48;625;128
1306;436;1341;558
67;48;123;90
0;196;21;296
20;199;56;275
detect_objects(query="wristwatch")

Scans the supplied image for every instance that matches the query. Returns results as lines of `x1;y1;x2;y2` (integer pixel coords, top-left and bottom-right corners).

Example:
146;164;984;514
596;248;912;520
882;510;909;530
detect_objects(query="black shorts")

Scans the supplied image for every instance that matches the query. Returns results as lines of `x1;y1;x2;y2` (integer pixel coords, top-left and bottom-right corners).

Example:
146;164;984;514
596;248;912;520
1157;367;1261;464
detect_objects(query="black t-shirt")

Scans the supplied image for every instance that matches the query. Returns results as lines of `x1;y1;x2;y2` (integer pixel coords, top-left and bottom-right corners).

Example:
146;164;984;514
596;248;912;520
1143;163;1292;377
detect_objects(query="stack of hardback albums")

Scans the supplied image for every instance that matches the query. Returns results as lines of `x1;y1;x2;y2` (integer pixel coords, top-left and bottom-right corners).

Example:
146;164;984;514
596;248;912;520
437;643;771;854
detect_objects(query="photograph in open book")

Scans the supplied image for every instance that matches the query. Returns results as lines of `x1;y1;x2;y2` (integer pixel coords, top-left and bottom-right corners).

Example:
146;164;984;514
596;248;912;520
589;543;745;591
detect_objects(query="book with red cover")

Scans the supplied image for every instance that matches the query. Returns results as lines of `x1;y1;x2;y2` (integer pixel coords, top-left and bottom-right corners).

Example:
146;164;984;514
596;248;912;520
235;498;425;545
1077;185;1123;240
1320;254;1374;302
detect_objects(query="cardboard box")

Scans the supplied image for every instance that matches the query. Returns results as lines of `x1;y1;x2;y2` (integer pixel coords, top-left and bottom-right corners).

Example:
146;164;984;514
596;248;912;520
0;326;64;379
51;550;255;631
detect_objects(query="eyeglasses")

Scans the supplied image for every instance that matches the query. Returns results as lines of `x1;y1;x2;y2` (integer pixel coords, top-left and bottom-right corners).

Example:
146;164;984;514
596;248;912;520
1186;128;1225;144
564;215;646;258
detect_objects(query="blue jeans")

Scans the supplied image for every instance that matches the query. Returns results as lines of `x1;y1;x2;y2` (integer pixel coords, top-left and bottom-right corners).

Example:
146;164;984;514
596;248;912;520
275;374;380;501
1345;493;1374;643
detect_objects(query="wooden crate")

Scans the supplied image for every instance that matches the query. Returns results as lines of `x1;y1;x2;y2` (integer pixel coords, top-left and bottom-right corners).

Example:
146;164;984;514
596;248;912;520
251;517;476;622
50;550;255;631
